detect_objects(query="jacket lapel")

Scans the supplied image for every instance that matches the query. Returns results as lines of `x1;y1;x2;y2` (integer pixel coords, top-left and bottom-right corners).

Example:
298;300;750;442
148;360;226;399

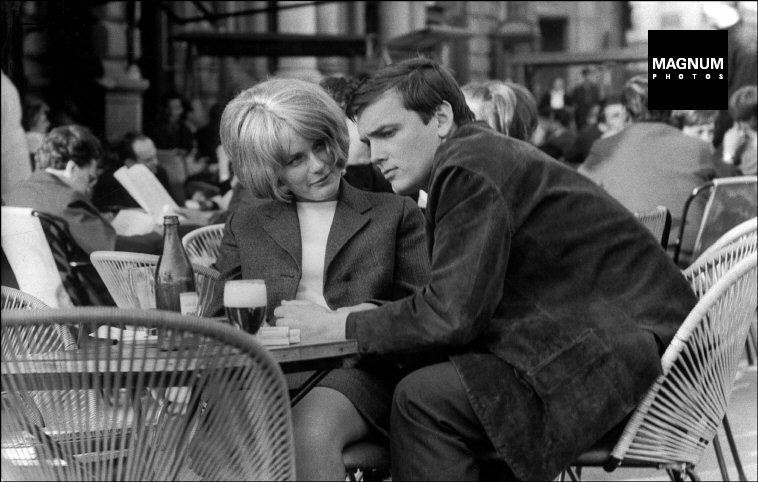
261;201;302;270
325;181;371;271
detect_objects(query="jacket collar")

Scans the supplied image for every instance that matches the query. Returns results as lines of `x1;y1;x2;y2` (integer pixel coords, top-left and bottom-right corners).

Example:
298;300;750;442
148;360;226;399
260;179;372;272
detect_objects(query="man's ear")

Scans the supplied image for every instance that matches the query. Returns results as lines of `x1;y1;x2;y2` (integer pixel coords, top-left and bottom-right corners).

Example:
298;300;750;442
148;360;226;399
64;160;78;178
434;101;455;138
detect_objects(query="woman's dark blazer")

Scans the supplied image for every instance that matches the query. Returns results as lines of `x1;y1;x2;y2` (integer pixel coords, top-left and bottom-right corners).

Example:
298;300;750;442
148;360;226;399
209;180;430;320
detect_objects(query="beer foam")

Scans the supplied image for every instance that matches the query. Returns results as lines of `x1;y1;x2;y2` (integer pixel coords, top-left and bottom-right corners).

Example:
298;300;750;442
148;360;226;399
224;280;267;307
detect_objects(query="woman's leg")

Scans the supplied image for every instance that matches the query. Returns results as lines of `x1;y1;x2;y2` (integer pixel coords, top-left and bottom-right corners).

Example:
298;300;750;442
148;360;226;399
292;386;371;481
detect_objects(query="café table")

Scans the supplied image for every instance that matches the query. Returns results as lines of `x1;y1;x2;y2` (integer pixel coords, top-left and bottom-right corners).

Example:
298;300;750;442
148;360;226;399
1;336;359;406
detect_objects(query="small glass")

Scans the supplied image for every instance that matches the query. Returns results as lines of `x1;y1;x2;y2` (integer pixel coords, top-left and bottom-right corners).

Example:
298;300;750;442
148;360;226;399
223;280;268;334
129;266;156;310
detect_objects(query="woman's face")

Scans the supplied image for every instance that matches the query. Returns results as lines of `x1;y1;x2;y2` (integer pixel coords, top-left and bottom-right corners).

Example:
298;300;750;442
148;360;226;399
682;123;715;145
280;131;340;202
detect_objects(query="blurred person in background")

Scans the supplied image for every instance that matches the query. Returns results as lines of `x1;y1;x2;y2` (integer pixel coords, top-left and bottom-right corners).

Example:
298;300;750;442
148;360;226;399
671;110;718;146
1;69;31;201
539;109;576;165
538;76;573;122
579;75;713;262
462;79;539;142
599;93;629;138
720;85;757;175
5;125;163;255
203;78;429;480
22;95;51;161
92;132;173;211
571;67;601;130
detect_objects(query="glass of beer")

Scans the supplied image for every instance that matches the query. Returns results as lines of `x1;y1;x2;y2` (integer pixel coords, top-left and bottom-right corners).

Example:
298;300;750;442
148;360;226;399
223;279;267;334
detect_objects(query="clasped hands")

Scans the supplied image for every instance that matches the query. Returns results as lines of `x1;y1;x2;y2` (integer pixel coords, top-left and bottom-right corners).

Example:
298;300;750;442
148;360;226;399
273;300;377;341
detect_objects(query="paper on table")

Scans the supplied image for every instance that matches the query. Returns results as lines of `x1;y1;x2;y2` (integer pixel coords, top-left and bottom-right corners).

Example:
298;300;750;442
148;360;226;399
111;208;155;236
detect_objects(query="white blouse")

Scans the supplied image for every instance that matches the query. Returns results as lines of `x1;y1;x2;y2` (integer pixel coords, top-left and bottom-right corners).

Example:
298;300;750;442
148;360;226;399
295;201;338;308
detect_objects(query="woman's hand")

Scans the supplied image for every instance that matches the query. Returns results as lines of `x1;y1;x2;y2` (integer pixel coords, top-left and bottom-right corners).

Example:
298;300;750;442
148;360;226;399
274;300;348;341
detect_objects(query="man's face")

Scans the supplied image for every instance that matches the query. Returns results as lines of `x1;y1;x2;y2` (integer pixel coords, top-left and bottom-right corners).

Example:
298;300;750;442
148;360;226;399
70;160;98;196
356;90;441;195
132;138;159;173
682;123;715;145
603;103;627;135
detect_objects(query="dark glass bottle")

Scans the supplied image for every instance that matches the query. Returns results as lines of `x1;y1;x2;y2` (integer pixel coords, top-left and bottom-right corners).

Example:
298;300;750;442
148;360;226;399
155;216;197;314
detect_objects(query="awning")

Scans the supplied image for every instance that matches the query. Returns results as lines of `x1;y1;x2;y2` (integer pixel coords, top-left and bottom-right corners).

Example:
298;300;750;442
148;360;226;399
171;31;370;58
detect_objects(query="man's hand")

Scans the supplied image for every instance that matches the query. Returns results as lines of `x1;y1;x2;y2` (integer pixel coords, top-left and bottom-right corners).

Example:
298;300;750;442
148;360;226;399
273;300;348;341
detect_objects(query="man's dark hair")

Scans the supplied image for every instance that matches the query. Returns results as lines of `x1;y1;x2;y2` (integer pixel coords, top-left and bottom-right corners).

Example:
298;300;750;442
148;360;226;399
35;125;102;170
347;57;474;126
623;75;670;123
116;132;150;163
729;85;757;122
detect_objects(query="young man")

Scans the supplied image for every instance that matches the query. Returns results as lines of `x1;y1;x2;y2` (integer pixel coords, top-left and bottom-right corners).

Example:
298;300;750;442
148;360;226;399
274;58;697;480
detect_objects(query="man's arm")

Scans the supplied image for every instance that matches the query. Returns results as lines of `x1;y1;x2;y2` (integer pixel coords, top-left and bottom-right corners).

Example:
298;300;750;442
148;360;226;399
345;166;512;356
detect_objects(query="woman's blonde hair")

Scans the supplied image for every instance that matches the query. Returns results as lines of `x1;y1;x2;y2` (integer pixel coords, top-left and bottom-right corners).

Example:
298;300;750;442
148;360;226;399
220;78;349;202
462;80;538;141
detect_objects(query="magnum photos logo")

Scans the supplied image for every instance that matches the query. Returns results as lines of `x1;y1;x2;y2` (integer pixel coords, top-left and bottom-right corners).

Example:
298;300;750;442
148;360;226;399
648;30;728;110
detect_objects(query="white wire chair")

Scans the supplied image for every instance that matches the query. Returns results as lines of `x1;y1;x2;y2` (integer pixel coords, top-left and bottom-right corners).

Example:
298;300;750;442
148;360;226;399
568;254;758;480
695;217;757;263
1;292;134;476
2;286;50;311
182;223;225;268
1;307;296;481
90;251;220;316
633;205;672;249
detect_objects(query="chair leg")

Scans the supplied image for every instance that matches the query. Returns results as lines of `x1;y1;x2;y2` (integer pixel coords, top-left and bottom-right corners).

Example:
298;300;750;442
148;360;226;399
712;436;731;481
722;416;747;482
564;467;581;482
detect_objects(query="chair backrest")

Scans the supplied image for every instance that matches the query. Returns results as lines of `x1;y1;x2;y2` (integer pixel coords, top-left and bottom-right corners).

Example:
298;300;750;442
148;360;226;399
675;176;758;264
1;206;74;308
2;286;49;310
90;250;220;316
1;307;296;481
609;254;758;467
182;223;225;268
697;217;757;261
633;206;672;249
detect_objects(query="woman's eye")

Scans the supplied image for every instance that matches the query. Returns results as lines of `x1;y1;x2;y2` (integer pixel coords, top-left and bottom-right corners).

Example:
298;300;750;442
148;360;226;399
288;155;304;165
313;140;326;152
378;129;395;138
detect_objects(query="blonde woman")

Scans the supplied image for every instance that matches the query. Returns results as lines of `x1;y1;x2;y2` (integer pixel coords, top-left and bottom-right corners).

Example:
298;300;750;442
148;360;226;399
211;78;430;480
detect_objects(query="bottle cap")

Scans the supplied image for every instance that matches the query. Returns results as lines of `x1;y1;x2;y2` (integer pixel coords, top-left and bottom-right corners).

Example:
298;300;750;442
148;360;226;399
163;215;179;225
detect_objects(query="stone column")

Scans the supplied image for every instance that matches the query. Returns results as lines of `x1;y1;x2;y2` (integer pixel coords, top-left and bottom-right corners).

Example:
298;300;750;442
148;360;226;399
92;2;150;143
275;1;321;81
316;2;349;77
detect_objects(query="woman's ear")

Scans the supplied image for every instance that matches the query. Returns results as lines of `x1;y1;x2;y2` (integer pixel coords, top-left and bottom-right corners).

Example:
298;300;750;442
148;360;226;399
435;101;455;139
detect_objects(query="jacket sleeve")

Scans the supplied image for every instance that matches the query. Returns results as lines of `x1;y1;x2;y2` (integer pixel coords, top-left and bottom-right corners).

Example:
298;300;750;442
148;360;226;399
62;198;118;254
391;198;430;299
346;166;512;356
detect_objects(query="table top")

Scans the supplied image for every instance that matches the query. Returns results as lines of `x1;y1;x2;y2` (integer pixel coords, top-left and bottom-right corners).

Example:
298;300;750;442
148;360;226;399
1;338;358;388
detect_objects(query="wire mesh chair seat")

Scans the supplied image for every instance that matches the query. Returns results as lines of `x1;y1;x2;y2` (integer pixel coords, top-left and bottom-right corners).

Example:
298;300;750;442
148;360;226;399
566;254;757;480
1;307;296;481
182;223;225;268
90;251;220;316
2;286;50;311
633;206;672;249
696;217;757;263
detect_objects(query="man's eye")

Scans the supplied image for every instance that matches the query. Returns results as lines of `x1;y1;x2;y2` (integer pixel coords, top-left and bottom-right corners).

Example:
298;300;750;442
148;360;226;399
377;130;395;138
